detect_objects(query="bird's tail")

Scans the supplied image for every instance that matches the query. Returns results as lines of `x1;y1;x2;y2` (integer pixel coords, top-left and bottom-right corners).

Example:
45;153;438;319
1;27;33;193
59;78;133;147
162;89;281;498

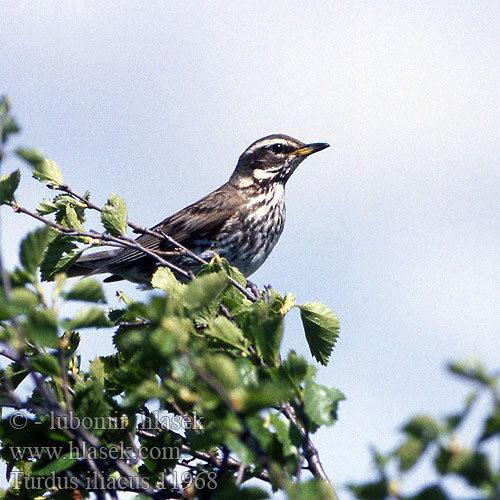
65;249;120;278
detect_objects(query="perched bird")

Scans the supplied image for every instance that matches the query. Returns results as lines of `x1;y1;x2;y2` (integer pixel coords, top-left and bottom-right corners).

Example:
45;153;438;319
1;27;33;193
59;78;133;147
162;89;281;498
68;134;329;285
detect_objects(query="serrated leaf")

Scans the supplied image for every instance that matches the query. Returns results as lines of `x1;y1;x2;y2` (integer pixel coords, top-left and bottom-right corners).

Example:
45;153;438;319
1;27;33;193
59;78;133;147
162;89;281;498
183;271;229;315
101;193;128;236
237;300;283;366
151;267;186;298
30;354;61;377
279;351;309;393
40;234;84;281
270;414;298;457
58;204;81;229
206;316;248;352
0;170;20;205
15;147;45;168
67;306;112;330
303;380;344;429
24;309;59;347
19;225;51;276
52;195;87;227
300;302;339;366
32;158;63;187
64;279;106;303
36;198;58;215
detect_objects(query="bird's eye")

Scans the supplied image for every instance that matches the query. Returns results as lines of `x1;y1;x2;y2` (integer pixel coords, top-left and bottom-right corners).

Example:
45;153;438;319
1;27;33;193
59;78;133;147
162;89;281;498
270;143;285;154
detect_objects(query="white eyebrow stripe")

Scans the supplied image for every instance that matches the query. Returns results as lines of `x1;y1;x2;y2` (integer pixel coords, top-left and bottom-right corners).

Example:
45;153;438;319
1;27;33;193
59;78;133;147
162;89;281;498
243;137;297;155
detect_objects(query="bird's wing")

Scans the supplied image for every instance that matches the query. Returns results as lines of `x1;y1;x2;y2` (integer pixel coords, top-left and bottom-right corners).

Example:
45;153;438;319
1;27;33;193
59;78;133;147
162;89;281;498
96;183;245;271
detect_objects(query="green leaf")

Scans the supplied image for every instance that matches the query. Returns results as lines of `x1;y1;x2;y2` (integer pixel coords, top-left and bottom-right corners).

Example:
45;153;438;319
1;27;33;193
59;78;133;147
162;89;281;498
480;410;500;442
30;354;61;377
64;278;106;303
299;302;339;366
67;306;112;329
40;234;84;281
0;98;20;143
53;194;87;225
101;193;128;236
19;226;51;277
0;288;39;320
72;358;112;432
0;362;30;390
402;415;442;442
31;452;78;476
240;381;291;413
10;287;39;309
203;353;240;389
32;158;63;187
395;436;425;471
446;392;477;431
183;271;229;316
15;147;45;168
206;316;248;352
37;198;58;215
279;351;309;393
303;380;344;429
348;479;389;500
237;300;283;365
151;267;186;298
289;478;338;500
270;414;298;457
58;204;82;229
24;309;59;347
0;170;20;205
410;485;450;500
434;447;493;487
448;359;496;388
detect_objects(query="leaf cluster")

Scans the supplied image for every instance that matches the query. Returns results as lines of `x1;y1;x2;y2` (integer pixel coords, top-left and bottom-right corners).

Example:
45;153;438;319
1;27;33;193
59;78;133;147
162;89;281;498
349;360;500;500
0;98;343;500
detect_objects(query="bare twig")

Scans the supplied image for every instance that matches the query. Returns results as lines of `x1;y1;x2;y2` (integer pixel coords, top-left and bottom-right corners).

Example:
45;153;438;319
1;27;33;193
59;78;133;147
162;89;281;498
10;203;192;280
280;401;338;499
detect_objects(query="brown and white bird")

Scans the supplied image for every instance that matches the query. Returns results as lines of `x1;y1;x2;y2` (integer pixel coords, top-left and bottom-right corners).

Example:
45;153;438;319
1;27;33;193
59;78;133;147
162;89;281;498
67;134;329;285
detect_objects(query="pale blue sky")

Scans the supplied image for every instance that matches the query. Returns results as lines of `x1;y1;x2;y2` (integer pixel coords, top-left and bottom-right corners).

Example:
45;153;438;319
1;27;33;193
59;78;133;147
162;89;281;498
1;1;499;497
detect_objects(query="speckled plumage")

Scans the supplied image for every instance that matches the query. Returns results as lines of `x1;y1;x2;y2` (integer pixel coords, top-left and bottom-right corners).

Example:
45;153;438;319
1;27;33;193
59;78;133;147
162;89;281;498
67;135;329;285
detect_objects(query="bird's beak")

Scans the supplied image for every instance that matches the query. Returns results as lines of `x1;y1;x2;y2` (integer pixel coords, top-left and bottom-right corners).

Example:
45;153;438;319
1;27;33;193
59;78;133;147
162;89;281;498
293;142;330;158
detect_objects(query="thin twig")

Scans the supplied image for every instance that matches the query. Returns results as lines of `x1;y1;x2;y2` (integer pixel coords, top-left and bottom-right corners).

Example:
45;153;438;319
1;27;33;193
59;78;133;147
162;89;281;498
280;401;338;499
188;354;291;492
10;203;192;280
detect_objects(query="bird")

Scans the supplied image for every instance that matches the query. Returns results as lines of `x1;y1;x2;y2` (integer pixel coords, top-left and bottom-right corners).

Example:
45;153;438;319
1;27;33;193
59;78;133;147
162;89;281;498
67;134;329;285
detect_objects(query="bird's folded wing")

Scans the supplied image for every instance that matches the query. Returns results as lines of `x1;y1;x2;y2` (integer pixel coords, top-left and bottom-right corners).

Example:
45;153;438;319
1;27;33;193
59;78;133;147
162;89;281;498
96;183;245;270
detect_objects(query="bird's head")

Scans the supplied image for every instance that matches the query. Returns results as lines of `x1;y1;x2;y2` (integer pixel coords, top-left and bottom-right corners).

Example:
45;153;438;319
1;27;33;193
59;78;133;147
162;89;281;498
229;134;329;188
